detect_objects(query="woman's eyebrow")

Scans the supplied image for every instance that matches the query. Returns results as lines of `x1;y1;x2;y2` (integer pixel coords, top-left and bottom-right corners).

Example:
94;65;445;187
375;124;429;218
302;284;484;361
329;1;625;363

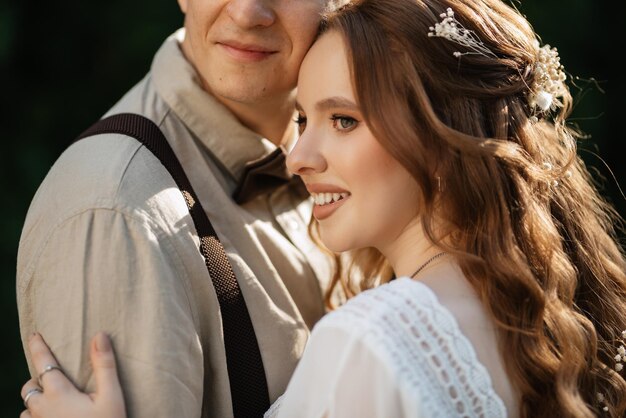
295;97;359;114
315;96;359;111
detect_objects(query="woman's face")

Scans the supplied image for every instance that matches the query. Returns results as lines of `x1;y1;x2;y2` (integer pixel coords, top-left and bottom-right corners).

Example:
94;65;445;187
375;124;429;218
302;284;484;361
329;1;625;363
287;30;421;253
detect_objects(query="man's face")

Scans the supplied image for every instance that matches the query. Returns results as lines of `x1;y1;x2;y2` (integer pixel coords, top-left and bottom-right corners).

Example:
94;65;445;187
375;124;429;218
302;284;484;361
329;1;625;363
178;0;326;106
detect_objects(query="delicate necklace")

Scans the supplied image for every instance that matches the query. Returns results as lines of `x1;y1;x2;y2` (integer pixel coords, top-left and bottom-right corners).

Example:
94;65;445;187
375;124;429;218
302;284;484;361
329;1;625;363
410;252;447;279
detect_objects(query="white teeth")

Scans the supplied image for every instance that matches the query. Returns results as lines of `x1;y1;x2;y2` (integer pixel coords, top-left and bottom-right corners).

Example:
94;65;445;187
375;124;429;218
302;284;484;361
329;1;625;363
311;192;350;206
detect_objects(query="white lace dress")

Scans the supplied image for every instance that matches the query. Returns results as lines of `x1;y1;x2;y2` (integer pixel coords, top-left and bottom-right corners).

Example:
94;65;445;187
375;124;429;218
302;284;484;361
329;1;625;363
264;277;507;418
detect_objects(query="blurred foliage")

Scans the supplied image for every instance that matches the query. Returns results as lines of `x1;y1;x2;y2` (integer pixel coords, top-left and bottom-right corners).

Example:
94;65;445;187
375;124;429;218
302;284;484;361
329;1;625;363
0;0;623;416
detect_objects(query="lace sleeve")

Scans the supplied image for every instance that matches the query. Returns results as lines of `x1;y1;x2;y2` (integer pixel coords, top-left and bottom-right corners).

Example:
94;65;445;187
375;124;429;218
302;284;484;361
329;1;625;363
325;278;508;418
265;278;507;418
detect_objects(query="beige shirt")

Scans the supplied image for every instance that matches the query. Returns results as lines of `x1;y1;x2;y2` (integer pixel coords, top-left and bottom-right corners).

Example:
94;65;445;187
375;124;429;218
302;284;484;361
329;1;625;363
16;29;329;418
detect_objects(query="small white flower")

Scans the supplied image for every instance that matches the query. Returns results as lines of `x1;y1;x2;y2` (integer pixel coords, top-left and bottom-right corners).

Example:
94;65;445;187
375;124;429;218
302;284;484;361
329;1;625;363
542;162;553;171
534;91;554;112
603;406;609;412
597;392;605;402
615;354;622;362
621;330;626;339
618;345;625;356
615;363;623;372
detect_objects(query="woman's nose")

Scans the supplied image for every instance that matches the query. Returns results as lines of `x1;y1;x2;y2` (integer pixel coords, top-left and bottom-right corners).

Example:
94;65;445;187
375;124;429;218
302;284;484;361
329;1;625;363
286;133;327;176
226;0;276;29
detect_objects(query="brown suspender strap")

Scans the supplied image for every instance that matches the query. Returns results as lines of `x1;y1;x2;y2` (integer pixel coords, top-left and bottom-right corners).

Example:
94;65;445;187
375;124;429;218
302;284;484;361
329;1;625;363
76;113;270;418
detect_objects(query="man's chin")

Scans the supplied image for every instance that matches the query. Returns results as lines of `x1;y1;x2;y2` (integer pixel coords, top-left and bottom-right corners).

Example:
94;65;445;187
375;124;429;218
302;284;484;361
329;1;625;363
210;81;293;107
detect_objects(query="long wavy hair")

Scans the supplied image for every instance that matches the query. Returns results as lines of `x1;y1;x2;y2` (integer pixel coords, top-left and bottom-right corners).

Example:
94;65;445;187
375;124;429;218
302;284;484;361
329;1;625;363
316;0;626;416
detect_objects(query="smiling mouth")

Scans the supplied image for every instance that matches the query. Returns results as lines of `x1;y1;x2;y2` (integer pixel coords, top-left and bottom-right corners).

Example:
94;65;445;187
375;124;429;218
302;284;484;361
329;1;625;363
311;192;351;206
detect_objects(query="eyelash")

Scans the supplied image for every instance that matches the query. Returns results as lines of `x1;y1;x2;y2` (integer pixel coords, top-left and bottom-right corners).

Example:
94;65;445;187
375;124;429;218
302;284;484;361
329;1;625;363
294;114;307;134
294;114;307;125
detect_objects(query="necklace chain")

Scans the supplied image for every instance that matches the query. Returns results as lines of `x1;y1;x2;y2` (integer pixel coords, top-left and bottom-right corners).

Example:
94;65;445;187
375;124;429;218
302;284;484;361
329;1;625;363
410;252;447;279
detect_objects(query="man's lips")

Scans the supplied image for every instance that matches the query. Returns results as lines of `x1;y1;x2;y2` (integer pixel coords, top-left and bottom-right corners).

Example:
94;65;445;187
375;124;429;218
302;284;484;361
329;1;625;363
218;41;277;62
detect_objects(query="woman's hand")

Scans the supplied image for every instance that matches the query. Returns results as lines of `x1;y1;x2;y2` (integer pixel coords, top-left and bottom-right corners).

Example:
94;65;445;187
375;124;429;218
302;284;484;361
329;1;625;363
20;332;126;418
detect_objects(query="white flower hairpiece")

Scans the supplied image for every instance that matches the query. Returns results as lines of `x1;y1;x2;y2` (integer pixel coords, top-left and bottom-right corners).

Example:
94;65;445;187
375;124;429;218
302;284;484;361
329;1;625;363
427;8;568;115
528;41;567;113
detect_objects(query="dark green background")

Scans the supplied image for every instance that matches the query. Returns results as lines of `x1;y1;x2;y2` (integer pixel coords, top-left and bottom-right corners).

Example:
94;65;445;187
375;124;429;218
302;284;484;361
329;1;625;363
0;0;623;416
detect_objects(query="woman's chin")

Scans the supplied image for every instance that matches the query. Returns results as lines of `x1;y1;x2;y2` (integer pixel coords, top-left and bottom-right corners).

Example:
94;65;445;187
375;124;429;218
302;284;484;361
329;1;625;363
319;233;356;254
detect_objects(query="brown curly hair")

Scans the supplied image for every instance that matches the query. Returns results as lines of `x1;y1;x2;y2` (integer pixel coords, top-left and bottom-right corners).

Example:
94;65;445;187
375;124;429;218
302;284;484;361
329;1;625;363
316;0;626;416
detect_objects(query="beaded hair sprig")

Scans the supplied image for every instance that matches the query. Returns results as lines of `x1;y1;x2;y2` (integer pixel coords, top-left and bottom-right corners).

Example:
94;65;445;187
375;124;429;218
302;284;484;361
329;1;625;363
427;8;567;115
598;330;626;413
427;8;497;59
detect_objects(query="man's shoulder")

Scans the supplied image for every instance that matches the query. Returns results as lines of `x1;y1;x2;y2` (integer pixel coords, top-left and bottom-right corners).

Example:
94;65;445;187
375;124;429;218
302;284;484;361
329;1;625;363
22;131;185;238
25;70;182;221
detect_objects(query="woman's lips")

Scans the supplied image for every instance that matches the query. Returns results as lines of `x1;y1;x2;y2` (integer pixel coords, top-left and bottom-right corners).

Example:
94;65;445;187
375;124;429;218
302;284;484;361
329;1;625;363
306;184;351;221
312;195;350;221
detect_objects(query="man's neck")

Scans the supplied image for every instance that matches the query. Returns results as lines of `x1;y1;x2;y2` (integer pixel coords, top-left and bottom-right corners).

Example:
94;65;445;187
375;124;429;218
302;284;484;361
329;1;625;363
220;93;297;146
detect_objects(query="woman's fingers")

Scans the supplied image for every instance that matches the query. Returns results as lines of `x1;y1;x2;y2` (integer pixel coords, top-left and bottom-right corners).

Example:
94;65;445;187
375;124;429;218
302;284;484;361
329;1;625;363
19;332;127;418
89;333;127;417
90;333;124;404
21;378;41;400
28;333;72;394
21;378;43;414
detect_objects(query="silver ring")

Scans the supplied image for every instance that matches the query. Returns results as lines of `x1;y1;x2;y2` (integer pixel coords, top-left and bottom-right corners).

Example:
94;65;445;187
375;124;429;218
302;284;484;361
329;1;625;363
37;364;63;386
23;387;43;409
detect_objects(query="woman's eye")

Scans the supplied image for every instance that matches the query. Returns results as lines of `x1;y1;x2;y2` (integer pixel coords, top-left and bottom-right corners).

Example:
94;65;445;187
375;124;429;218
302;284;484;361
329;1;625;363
294;114;307;134
331;115;358;132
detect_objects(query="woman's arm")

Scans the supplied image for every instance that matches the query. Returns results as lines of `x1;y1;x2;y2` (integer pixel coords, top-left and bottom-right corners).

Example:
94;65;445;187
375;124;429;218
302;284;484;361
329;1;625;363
20;332;126;418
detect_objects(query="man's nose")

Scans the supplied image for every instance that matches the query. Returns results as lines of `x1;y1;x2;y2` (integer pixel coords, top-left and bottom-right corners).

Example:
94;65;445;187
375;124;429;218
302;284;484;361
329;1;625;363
286;133;327;176
226;0;276;28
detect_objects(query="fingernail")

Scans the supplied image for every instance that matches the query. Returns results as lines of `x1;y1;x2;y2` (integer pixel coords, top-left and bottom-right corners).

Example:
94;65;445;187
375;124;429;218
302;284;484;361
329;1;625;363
95;333;111;352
